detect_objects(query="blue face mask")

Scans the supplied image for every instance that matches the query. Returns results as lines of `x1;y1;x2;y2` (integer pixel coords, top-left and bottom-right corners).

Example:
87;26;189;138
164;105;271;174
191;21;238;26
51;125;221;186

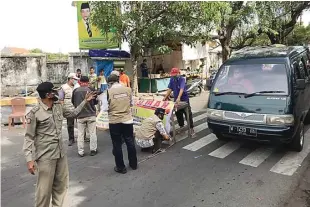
73;80;78;85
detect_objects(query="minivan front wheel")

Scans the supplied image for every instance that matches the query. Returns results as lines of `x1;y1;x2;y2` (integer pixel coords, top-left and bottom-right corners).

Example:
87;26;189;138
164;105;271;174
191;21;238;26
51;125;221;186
215;133;231;141
290;122;304;152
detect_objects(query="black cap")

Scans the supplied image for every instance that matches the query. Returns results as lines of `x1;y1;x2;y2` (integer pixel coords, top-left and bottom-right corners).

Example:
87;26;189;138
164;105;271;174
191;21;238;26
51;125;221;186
155;108;166;115
80;76;89;83
81;2;90;10
108;74;119;83
36;82;58;93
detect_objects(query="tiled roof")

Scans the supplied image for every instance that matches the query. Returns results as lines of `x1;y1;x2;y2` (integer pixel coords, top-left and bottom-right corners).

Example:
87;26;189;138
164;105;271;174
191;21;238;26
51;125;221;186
1;47;29;54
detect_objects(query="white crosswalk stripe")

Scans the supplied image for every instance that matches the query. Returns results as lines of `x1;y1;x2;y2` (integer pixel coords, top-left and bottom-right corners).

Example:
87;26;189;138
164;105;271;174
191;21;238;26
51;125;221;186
177;121;208;142
63;111;310;176
182;134;217;151
181;125;310;176
175;113;207;130
179;113;310;176
208;141;242;158
239;147;274;167
270;137;310;176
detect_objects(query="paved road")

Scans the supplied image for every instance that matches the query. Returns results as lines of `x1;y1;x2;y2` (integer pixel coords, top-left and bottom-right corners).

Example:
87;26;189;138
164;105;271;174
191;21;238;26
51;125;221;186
2;94;310;207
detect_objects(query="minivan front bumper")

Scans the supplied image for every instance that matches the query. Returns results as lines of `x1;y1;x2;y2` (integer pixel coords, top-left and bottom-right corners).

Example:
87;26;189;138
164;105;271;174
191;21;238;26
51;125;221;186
207;119;295;143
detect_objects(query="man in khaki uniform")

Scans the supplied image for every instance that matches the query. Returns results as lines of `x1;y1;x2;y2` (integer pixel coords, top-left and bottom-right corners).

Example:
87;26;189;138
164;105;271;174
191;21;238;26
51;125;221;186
59;73;80;146
135;108;171;153
23;82;96;207
104;74;137;174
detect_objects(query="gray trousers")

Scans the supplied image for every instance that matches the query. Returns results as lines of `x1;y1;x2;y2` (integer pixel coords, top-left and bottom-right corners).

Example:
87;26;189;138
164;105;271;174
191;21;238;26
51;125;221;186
35;156;69;207
77;116;98;154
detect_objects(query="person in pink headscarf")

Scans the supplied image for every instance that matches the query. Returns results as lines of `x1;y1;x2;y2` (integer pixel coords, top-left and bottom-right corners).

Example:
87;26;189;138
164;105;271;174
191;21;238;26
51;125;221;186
228;68;254;93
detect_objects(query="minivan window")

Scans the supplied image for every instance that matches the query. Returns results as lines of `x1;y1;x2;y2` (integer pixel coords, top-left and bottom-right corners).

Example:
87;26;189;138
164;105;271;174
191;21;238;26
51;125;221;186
212;64;288;95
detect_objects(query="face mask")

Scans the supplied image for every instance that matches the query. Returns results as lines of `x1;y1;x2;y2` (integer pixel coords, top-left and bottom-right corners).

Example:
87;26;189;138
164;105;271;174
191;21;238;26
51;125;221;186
73;79;78;85
47;91;59;101
158;114;164;120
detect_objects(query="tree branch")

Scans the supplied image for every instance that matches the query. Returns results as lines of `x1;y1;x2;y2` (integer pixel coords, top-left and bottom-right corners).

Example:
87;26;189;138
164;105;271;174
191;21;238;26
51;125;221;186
282;2;310;37
230;28;263;50
128;9;168;36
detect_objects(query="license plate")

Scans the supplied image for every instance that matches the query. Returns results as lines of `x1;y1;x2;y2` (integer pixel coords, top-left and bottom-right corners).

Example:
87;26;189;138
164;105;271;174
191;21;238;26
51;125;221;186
229;126;257;137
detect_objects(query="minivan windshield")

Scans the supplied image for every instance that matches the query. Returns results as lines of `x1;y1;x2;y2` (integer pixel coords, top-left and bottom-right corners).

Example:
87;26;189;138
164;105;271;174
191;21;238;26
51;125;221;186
212;64;289;95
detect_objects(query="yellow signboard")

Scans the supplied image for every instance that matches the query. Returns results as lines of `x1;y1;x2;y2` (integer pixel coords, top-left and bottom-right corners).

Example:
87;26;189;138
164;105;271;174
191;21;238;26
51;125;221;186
76;1;118;49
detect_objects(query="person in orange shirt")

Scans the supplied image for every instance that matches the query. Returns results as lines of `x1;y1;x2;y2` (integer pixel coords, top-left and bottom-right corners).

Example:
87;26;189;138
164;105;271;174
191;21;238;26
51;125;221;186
119;68;131;88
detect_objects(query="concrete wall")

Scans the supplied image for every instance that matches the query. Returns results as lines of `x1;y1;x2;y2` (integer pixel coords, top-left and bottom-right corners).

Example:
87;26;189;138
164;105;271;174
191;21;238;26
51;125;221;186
46;61;70;85
0;53;73;96
0;53;101;96
69;52;95;75
1;54;47;96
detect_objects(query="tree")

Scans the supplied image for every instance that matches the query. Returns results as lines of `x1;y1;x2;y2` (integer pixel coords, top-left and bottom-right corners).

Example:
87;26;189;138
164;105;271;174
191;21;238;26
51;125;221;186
256;1;310;44
190;2;310;61
91;1;220;95
30;48;43;53
286;24;310;45
190;1;257;62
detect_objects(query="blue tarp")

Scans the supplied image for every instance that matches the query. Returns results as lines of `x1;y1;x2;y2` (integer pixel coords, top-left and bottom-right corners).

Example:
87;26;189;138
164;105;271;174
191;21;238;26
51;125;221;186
94;60;114;77
89;49;130;58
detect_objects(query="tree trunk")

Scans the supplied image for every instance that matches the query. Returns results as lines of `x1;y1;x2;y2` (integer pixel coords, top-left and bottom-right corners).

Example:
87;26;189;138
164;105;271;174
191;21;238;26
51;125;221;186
219;26;233;62
131;56;139;97
221;44;231;62
220;38;231;62
130;46;139;97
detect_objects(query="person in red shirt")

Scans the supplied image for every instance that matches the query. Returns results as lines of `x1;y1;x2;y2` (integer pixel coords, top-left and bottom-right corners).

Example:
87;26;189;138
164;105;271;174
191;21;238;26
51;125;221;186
227;68;254;93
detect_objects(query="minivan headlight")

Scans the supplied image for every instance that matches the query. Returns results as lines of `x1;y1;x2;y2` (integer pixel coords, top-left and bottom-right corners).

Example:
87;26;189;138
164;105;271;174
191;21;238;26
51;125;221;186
207;109;223;120
266;115;294;125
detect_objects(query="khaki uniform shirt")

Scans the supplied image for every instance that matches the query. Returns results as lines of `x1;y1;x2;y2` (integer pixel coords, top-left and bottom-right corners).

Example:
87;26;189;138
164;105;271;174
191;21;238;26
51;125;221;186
136;115;162;139
107;83;133;124
23;99;87;162
61;83;75;111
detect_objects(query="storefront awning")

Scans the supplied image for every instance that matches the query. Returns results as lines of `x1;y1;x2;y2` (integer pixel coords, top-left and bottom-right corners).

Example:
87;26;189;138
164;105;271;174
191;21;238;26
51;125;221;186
89;49;130;59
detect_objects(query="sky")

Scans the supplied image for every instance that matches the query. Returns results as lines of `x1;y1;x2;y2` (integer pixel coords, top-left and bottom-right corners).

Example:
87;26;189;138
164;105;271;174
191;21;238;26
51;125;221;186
0;1;309;54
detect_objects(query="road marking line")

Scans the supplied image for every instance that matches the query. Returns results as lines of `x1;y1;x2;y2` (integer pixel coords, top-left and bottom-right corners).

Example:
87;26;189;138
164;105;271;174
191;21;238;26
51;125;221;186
1;137;14;146
208;142;242;158
175;113;207;130
177;122;208;142
270;139;310;176
182;134;217;151
239;147;274;167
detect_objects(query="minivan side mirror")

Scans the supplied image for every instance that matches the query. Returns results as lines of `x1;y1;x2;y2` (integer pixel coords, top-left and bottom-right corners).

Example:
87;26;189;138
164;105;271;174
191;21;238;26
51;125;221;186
296;79;306;90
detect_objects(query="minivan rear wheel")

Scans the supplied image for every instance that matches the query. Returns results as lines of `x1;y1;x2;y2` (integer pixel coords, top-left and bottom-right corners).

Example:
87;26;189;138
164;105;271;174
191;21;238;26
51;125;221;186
290;122;304;152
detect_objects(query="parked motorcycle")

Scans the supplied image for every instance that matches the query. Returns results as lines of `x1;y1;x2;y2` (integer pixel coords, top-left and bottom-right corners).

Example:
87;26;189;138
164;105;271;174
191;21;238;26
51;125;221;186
170;78;203;98
187;78;203;96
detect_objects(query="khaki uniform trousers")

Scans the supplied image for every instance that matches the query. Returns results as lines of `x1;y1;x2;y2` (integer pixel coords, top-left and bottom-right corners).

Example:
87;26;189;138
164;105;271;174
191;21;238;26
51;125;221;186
35;156;69;207
77;116;98;155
